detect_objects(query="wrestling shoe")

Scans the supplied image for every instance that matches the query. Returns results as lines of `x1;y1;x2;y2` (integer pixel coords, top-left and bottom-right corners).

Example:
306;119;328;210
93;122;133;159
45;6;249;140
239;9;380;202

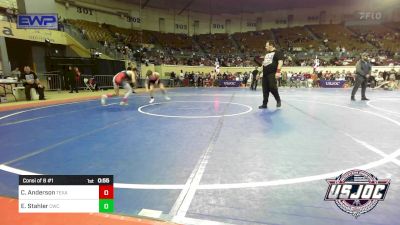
258;105;267;109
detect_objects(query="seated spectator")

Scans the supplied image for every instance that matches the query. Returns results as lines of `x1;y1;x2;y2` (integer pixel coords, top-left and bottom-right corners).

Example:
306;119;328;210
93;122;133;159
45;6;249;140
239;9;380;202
374;74;398;91
89;75;98;91
19;66;45;100
375;72;384;85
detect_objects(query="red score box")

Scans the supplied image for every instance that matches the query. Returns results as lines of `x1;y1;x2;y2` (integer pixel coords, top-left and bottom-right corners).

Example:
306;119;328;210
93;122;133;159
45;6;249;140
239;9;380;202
99;185;114;199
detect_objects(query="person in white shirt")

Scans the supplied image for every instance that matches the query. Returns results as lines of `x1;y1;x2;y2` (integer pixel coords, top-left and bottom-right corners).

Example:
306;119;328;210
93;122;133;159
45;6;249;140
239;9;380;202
259;41;283;109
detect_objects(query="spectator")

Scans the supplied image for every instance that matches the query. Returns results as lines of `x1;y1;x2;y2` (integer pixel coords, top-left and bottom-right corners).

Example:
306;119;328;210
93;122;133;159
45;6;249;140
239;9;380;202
65;66;75;93
19;66;45;100
250;67;259;90
170;71;176;87
374;74;398;91
71;67;81;93
243;72;249;87
176;70;182;86
58;17;65;32
197;74;203;87
89;75;98;91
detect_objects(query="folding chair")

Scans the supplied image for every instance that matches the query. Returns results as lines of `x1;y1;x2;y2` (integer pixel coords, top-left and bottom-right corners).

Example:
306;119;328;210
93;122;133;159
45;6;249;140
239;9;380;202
88;77;97;90
83;78;94;91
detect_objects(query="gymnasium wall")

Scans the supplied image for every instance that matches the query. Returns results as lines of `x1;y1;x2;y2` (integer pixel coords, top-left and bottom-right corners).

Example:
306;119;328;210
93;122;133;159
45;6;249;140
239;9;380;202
151;65;400;79
0;0;16;8
17;0;56;14
54;0;400;35
2;0;400;33
156;65;314;77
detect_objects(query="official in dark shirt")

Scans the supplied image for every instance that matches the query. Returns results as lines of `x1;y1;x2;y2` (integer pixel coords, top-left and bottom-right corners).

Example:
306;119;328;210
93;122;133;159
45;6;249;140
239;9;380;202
251;67;259;90
259;41;283;109
351;53;371;101
19;66;45;100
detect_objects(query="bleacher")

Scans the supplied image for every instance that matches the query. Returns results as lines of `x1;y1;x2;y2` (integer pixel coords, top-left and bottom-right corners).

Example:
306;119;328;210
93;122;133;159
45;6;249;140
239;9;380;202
348;25;400;52
273;26;320;51
150;32;196;51
106;25;155;46
233;30;274;56
62;17;400;67
196;33;238;56
67;19;114;43
307;24;375;52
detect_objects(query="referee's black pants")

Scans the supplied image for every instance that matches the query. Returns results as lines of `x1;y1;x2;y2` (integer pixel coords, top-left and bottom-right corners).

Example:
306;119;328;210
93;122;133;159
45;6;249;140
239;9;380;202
250;76;258;90
351;75;367;98
262;73;281;106
24;83;45;100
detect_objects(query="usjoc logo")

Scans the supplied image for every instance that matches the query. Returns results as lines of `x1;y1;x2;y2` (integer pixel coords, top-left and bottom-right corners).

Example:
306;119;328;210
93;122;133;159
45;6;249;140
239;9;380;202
326;81;340;85
17;14;58;29
223;82;236;85
325;170;390;218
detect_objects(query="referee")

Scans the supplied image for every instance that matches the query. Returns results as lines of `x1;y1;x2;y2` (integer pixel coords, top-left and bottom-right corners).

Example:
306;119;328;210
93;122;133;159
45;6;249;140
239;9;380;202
351;53;371;101
259;41;283;109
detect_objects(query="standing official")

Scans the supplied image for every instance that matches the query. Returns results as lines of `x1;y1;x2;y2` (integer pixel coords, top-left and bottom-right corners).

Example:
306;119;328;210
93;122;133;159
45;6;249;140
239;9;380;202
351;53;371;101
259;41;283;109
250;67;259;90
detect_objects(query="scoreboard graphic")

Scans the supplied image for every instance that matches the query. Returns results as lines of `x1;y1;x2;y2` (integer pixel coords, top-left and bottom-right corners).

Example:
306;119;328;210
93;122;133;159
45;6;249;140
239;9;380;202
19;175;114;213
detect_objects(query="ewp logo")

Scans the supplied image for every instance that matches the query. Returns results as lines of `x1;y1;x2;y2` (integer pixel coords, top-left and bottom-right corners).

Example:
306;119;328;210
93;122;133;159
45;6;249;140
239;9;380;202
17;14;58;29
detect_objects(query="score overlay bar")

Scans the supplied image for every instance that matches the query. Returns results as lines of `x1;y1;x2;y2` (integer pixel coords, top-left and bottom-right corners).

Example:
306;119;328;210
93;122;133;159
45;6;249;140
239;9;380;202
19;175;113;213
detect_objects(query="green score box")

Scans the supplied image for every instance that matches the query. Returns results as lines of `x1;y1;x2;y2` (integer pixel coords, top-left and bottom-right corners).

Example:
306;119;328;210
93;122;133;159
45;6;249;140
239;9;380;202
99;199;114;213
